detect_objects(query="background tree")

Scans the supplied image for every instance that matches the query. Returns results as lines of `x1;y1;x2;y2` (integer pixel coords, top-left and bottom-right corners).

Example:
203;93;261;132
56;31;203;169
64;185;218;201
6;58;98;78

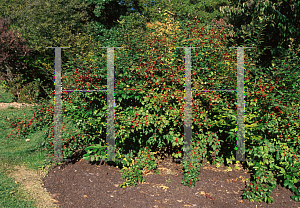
0;0;151;101
0;0;92;53
121;0;233;26
0;0;100;101
219;0;300;70
0;17;31;87
83;0;236;48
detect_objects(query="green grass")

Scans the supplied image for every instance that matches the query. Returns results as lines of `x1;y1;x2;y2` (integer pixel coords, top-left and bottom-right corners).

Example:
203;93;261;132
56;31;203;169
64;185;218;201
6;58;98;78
0;86;83;207
0;92;41;206
0;85;15;103
0;167;37;208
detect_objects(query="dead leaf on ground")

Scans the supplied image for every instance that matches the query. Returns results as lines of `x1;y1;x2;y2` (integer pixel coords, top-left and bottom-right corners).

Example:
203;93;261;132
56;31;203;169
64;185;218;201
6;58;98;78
152;184;169;191
205;194;217;201
50;198;59;203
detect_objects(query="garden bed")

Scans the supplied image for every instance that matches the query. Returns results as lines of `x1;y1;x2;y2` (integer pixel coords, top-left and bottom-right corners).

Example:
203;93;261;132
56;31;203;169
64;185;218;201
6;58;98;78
40;149;300;208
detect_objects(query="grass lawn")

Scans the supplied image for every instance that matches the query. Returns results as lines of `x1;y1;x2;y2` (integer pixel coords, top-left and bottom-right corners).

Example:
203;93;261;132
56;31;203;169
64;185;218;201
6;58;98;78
0;86;81;207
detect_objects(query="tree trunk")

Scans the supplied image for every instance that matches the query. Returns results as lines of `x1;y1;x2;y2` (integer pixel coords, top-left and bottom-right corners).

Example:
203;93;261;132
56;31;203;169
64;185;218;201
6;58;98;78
5;63;13;83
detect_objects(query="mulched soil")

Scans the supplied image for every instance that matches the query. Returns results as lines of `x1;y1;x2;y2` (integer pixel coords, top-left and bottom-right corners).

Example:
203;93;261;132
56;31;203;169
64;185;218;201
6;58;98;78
40;149;300;208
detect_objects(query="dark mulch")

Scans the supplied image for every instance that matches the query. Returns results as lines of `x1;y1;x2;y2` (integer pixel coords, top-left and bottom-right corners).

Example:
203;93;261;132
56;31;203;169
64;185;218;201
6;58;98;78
41;149;300;208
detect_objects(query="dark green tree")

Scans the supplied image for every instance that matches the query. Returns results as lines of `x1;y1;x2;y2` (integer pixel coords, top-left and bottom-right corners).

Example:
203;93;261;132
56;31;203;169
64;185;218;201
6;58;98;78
0;0;99;101
119;0;233;26
219;0;300;69
0;0;92;52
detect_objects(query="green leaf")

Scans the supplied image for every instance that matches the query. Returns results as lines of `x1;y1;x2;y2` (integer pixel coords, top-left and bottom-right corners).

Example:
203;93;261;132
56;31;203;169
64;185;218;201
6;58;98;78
82;154;91;160
84;146;94;151
91;148;98;153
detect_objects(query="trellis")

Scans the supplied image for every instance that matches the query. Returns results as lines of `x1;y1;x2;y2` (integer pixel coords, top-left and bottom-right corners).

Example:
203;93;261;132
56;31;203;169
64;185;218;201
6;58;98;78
46;46;253;163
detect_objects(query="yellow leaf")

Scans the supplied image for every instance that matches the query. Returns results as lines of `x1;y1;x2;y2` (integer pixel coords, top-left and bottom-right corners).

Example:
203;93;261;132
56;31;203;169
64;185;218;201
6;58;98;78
117;19;125;24
159;185;169;190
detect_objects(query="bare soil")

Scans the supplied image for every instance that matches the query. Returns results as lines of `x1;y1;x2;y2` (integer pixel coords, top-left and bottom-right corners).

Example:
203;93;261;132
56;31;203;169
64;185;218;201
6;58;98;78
39;149;300;208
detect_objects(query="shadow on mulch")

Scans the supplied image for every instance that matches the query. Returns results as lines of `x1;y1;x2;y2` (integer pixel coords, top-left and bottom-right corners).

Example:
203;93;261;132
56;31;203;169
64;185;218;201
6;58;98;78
40;149;300;208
